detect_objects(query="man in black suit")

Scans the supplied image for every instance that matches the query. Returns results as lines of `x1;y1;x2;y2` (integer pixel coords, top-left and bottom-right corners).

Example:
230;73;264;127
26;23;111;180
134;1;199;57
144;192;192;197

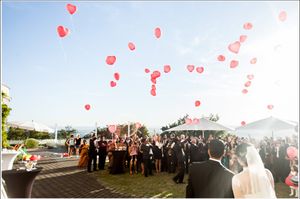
140;138;151;177
173;137;185;184
189;137;201;163
97;136;108;170
87;133;97;172
186;139;234;198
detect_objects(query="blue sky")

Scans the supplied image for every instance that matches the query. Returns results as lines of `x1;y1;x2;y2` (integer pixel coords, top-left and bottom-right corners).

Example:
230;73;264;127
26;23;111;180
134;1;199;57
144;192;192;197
2;1;299;132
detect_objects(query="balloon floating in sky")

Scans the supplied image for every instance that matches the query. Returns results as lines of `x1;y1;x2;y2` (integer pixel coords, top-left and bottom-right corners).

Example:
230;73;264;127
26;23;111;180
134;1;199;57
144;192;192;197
108;125;117;133
196;67;204;74
84;104;91;111
185;118;192;125
187;65;195;72
150;88;156;96
228;41;241;54
217;55;225;62
128;42;136;51
145;68;150;73
242;89;248;94
57;26;69;38
114;72;120;81
193;118;200;124
195;100;201;107
135;122;142;129
164;65;171;73
239;35;247;43
247;74;254;80
267;104;274;110
154;27;161;39
241;121;246;126
243;22;253;30
250;58;257;64
230;60;239;68
110;81;117;87
151;84;156;90
106;56;116;65
244;81;251;87
66;4;77;15
278;11;287;22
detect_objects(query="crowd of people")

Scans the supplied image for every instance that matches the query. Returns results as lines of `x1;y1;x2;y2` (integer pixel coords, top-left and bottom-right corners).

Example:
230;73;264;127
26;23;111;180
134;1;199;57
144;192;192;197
65;132;298;197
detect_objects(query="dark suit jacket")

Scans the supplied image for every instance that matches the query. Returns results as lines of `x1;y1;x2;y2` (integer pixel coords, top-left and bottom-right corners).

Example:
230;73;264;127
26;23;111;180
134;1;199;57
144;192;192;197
189;144;201;163
141;143;150;159
186;160;234;198
173;141;185;163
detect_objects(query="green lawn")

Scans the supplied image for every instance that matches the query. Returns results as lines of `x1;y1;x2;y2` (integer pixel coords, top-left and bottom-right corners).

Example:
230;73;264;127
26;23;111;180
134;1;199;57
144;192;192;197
95;167;295;198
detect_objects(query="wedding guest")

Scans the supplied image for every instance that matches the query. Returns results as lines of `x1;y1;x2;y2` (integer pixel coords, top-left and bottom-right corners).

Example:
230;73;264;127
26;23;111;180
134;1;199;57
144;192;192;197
137;139;144;175
141;138;151;177
285;165;298;197
66;134;75;157
97;136;108;170
189;137;200;163
153;136;163;173
129;139;138;175
75;134;82;158
107;140;116;169
87;133;97;172
173;137;185;184
78;139;89;168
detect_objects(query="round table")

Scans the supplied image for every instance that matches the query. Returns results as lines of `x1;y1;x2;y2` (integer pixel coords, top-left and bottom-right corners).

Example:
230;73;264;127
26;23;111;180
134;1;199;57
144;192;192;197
2;167;42;198
110;150;126;174
2;150;20;170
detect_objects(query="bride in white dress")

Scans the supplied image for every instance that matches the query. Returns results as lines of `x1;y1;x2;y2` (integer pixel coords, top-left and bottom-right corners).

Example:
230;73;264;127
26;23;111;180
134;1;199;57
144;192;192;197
232;143;277;198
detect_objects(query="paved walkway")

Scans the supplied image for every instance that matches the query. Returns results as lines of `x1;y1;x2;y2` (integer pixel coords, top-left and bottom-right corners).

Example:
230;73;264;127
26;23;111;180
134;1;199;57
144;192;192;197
25;150;131;198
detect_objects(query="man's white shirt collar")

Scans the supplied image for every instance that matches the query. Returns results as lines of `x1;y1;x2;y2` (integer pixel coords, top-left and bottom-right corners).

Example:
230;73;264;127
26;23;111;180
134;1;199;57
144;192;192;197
209;158;222;164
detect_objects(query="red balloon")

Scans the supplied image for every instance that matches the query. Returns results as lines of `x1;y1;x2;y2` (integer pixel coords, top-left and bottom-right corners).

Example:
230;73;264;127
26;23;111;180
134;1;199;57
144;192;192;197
108;125;117;133
187;65;195;72
217;55;225;61
128;42;136;51
30;155;38;161
66;4;77;15
154;27;161;39
106;56;116;65
241;121;246;126
164;65;171;73
243;22;253;30
110;81;117;87
287;146;298;159
247;74;254;80
114;72;120;81
151;77;157;84
193;118;200;124
135;122;142;129
57;26;69;38
267;104;274;110
242;89;248;94
250;58;257;64
244;81;251;87
151;84;156;90
240;35;247;43
279;11;287;22
230;60;239;68
153;71;161;78
84;104;90;110
196;67;204;74
150;89;156;96
145;68;150;73
228;41;241;54
185;118;192;125
195;100;201;107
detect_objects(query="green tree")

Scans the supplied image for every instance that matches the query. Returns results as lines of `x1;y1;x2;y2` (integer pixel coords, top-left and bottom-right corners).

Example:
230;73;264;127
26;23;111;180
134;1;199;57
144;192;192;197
57;126;76;139
2;92;12;147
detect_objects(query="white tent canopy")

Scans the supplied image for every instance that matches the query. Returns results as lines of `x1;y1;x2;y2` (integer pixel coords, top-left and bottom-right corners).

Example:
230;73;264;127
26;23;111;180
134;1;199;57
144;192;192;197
235;116;298;138
7;120;55;133
164;117;233;132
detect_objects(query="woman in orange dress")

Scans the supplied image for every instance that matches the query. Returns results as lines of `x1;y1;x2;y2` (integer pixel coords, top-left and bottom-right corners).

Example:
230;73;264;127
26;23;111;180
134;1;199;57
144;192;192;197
78;140;89;168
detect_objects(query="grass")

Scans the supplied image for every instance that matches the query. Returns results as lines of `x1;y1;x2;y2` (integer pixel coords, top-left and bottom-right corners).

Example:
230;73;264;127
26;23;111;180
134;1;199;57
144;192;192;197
96;166;296;198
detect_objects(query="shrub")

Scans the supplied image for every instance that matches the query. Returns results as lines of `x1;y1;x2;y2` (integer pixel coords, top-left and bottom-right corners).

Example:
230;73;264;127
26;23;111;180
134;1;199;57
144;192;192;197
25;138;39;149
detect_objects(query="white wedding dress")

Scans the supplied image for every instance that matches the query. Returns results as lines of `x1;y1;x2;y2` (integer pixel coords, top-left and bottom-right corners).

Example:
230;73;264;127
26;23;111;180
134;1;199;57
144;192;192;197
232;146;277;198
